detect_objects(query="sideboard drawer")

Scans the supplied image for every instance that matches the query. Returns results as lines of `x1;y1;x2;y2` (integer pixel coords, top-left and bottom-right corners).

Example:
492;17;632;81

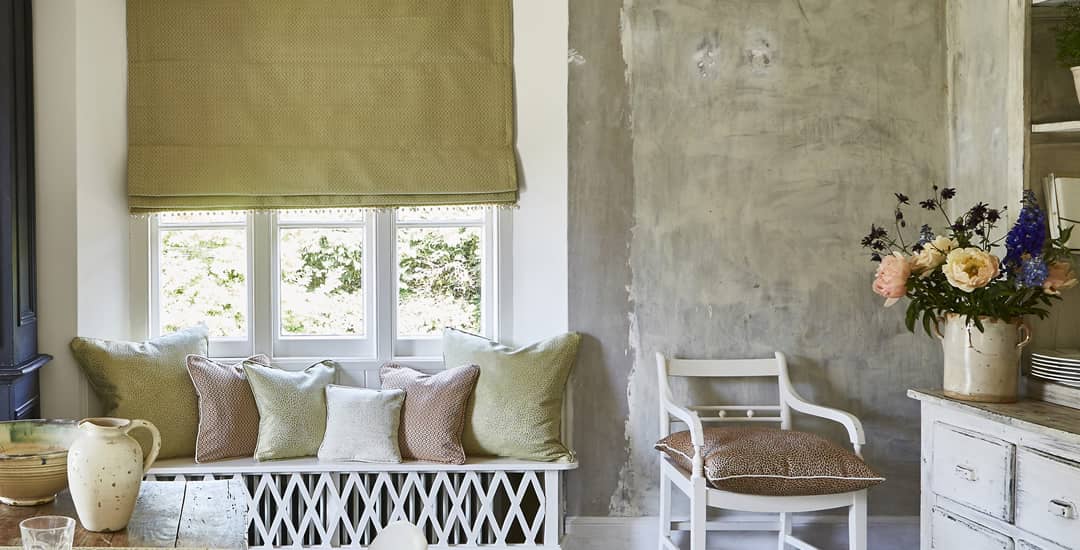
931;507;1014;550
931;422;1015;521
1016;448;1080;548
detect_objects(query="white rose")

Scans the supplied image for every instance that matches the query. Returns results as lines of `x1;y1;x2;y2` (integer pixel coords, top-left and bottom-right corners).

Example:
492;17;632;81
942;248;1000;292
910;236;957;276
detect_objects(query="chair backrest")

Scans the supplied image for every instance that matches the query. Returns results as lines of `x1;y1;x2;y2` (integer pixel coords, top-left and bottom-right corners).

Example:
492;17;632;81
656;352;794;437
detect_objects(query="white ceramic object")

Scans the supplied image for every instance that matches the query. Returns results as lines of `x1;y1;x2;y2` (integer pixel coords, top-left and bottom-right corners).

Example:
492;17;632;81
66;418;160;533
934;315;1031;403
1072;67;1080;105
369;521;428;550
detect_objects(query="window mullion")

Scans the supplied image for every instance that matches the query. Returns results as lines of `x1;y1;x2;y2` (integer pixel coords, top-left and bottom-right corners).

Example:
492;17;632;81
147;215;161;339
252;212;273;358
374;210;395;363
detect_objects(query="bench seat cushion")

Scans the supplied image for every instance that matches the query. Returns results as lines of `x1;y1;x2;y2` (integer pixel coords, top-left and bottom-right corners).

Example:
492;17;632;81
147;455;579;475
655;427;884;496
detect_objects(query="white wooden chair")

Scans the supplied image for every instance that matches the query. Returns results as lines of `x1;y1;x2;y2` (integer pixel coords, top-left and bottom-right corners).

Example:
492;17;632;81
656;352;868;550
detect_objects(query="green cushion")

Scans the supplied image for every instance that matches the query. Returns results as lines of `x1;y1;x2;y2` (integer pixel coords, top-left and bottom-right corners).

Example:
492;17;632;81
244;360;337;461
442;328;580;462
70;326;209;459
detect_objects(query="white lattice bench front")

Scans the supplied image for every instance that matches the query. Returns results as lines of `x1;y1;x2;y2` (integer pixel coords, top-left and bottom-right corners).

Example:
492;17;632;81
146;456;576;549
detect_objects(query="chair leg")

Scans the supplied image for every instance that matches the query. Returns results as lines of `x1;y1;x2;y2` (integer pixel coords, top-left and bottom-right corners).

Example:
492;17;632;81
689;477;707;550
658;465;671;548
777;512;790;549
848;491;867;550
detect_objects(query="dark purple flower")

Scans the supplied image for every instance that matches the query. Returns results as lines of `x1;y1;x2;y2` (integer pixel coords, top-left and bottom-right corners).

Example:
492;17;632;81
895;193;910;205
920;199;937;210
941;188;957;200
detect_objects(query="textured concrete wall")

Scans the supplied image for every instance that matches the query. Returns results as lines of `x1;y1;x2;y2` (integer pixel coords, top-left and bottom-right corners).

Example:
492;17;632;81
568;0;947;519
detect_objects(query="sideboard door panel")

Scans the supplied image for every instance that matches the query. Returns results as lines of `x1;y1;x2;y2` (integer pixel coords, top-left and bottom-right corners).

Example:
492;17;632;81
931;507;1014;550
1016;448;1080;548
931;422;1015;521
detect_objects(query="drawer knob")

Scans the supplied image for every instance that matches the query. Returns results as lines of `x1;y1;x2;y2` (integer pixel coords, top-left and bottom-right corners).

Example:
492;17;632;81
1049;499;1076;520
954;465;977;482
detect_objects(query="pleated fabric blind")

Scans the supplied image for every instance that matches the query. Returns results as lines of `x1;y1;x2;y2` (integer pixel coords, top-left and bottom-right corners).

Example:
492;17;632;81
126;0;517;213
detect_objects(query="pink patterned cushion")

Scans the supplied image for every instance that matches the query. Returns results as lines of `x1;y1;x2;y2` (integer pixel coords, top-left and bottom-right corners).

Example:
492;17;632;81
186;354;270;462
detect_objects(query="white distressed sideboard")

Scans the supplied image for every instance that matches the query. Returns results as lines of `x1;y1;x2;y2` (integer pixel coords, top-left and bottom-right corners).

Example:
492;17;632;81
910;389;1080;550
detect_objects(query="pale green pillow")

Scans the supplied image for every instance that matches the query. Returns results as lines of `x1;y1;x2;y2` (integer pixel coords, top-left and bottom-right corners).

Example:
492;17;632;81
244;360;337;461
442;328;580;462
70;326;209;459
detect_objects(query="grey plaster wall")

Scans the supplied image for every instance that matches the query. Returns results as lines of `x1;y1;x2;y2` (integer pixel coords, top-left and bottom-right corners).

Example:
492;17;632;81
568;0;948;519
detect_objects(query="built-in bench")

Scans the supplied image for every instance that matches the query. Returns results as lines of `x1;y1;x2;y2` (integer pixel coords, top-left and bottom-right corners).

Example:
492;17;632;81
147;455;576;549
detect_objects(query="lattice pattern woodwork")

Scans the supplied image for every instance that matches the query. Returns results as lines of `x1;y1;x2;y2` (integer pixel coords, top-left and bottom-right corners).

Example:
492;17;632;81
147;468;562;549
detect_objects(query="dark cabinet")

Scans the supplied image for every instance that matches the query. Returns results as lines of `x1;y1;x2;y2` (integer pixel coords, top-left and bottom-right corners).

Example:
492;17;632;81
0;0;49;419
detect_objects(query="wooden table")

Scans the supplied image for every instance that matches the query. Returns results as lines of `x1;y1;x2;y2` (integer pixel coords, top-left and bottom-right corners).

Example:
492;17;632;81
0;480;247;548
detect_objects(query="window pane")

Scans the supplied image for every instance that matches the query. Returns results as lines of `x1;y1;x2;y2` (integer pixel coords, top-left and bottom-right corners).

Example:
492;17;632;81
396;206;485;223
159;229;247;338
279;227;365;336
397;226;482;336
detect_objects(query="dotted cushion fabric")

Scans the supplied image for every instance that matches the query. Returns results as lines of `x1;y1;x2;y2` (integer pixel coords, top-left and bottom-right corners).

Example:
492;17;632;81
186;354;270;463
379;363;480;464
244;360;337;461
655;427;885;496
69;326;209;459
318;385;405;463
441;328;580;462
125;0;517;212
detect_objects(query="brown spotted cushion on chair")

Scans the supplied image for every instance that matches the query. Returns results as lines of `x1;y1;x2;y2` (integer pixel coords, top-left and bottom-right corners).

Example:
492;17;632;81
380;363;480;464
186;354;271;463
655;427;884;496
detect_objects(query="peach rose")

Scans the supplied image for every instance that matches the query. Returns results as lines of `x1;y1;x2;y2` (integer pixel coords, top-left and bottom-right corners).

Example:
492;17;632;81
873;252;911;307
943;248;1000;292
911;236;958;277
1044;261;1079;296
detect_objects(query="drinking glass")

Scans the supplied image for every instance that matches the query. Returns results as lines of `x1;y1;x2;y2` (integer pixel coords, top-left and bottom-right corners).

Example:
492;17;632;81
19;516;75;550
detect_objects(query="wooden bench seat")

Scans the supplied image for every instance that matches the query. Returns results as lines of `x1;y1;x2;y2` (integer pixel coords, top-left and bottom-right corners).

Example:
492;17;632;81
146;456;576;549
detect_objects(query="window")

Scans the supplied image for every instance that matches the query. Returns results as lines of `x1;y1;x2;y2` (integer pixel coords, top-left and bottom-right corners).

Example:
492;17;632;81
142;208;506;361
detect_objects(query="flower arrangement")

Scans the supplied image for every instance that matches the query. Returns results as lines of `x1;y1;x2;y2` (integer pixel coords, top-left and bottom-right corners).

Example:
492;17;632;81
861;188;1078;334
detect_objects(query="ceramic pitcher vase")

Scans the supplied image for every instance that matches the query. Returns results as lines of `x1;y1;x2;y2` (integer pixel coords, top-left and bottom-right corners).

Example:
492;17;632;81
66;418;160;532
934;314;1031;403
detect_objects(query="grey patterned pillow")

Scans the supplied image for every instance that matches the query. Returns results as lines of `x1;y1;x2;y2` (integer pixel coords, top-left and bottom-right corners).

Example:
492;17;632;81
186;354;271;463
379;363;480;464
319;385;405;463
655;427;884;496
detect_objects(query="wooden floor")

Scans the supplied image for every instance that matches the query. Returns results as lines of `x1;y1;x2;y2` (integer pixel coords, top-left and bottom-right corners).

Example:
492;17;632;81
0;480;246;548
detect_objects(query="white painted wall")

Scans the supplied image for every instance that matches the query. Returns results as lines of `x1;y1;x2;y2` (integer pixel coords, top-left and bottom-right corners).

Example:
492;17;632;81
509;0;570;343
33;0;81;420
34;0;129;420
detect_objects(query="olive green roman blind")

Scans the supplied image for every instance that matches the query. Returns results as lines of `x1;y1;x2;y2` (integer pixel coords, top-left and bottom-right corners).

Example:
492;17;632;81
126;1;516;213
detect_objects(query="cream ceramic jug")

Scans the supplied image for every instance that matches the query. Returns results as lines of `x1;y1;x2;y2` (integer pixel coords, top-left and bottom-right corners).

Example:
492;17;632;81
66;418;160;532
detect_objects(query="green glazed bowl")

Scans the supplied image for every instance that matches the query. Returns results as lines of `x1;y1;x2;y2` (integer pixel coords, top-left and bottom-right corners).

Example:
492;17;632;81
0;420;79;506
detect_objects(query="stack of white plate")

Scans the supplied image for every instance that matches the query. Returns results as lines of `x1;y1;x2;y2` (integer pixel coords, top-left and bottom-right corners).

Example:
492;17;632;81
1030;349;1080;387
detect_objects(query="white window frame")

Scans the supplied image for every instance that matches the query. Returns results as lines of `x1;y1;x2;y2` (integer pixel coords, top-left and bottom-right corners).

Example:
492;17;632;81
131;208;512;369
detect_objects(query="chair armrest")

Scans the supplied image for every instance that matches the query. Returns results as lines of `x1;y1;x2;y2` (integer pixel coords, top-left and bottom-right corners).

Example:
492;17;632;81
784;388;866;456
663;402;707;478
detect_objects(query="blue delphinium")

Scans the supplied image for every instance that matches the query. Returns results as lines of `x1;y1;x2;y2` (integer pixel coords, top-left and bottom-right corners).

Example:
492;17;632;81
1020;255;1050;288
1004;190;1048;271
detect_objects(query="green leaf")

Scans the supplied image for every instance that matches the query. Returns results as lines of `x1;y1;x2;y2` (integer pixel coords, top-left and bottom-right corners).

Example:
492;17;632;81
905;301;919;333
